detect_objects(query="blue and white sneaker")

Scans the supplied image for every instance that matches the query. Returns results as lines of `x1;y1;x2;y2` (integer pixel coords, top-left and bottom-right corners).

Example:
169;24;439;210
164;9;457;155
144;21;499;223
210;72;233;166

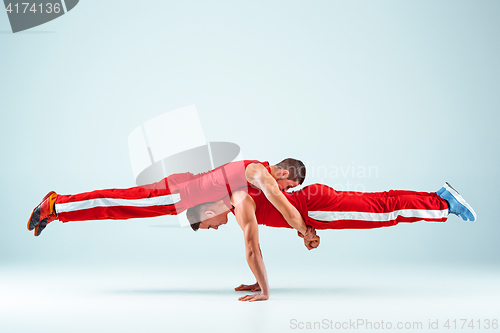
437;182;477;221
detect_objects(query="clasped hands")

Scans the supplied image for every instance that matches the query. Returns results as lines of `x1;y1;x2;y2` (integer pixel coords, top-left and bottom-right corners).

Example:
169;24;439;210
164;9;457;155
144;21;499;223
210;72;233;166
298;225;320;250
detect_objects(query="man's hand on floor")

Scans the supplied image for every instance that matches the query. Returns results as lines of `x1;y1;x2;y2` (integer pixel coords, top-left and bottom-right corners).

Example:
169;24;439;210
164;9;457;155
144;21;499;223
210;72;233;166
235;282;261;292
238;293;269;302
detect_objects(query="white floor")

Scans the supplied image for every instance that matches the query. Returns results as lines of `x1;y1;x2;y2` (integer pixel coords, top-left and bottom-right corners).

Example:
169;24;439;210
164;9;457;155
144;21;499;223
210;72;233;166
1;263;499;333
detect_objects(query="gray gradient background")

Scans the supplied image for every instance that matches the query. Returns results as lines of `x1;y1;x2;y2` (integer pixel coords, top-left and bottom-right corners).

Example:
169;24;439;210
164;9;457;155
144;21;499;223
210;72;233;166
1;1;499;332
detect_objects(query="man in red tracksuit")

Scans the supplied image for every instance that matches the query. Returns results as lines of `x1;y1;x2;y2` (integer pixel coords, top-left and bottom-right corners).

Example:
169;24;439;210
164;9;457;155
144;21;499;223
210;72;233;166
27;158;319;247
186;182;476;302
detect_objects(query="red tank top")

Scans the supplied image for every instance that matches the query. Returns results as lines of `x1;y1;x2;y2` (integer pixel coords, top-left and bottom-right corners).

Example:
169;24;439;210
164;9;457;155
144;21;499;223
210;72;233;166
245;184;339;230
245;186;308;228
168;160;270;212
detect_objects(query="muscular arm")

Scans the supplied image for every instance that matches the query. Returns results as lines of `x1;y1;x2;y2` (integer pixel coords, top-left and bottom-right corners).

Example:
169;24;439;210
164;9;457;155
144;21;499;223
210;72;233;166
245;163;308;235
231;191;270;302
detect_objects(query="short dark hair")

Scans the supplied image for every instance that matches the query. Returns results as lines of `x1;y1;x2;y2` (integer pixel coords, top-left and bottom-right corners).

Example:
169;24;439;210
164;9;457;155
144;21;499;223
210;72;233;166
190;221;201;231
275;158;306;184
186;203;212;231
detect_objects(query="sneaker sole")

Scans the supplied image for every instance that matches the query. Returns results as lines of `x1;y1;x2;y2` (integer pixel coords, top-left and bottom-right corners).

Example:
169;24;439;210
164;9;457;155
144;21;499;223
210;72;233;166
444;183;477;221
34;218;48;237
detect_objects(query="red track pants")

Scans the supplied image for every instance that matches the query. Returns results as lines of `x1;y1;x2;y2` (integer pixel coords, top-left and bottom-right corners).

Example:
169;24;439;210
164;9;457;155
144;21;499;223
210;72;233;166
54;179;180;222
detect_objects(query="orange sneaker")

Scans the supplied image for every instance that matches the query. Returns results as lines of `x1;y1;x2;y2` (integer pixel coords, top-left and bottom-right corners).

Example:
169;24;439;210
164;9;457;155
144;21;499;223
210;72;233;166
28;191;58;236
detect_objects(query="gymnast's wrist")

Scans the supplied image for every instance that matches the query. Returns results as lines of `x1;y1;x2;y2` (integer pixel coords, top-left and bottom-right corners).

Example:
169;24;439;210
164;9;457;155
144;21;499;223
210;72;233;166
303;225;316;240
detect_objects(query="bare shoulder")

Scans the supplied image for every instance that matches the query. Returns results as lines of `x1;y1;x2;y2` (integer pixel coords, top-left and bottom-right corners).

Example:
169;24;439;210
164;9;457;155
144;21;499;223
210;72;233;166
245;162;266;174
231;191;258;232
231;190;255;209
245;163;270;183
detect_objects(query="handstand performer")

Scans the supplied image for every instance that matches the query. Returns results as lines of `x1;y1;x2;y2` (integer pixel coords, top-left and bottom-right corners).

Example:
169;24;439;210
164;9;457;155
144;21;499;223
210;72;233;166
186;182;476;302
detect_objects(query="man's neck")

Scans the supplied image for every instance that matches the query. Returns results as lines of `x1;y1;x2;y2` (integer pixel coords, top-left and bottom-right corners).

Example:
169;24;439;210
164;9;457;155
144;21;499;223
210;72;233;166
214;199;231;211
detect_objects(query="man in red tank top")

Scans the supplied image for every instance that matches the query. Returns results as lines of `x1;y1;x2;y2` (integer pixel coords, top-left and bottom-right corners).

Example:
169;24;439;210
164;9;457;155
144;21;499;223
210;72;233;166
27;158;312;239
186;182;475;302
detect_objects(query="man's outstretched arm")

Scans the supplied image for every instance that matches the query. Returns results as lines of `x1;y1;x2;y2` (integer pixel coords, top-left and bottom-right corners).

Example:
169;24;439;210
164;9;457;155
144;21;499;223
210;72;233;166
232;191;270;302
245;164;307;234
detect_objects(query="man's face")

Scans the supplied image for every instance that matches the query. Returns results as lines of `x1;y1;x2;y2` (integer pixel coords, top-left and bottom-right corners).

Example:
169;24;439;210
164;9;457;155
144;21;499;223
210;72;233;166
274;169;300;191
276;178;300;191
199;211;230;230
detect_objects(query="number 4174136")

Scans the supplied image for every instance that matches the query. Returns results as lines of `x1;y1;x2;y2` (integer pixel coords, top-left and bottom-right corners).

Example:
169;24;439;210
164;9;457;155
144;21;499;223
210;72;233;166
5;2;62;14
444;319;498;330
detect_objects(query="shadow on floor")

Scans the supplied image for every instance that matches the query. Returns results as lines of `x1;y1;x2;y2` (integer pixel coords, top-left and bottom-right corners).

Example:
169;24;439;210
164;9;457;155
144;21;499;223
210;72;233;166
106;286;385;297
